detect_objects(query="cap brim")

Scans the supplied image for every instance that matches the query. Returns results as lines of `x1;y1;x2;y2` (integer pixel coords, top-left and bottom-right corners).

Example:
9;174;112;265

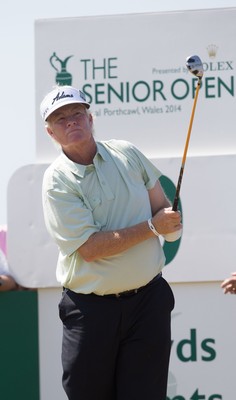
45;100;90;121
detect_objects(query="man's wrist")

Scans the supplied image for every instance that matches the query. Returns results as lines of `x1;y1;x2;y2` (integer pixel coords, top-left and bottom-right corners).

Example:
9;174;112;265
147;218;160;237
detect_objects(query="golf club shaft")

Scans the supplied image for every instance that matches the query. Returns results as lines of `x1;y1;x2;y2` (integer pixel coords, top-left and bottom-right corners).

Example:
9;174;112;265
172;79;201;211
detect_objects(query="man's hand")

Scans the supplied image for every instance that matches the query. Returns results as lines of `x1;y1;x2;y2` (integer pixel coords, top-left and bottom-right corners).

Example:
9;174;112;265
221;272;236;294
151;207;182;235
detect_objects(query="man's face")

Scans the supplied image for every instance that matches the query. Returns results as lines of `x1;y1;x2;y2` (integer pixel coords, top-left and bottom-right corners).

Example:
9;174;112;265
46;103;93;151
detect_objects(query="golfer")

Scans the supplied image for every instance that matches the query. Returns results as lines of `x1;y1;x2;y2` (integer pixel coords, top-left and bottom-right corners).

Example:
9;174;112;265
40;85;182;400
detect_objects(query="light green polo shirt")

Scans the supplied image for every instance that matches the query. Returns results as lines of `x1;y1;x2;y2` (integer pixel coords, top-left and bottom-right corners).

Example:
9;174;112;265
42;139;165;295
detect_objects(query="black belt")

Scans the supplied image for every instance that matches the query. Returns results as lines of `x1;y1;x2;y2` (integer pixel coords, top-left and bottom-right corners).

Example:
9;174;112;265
63;272;162;298
103;272;162;298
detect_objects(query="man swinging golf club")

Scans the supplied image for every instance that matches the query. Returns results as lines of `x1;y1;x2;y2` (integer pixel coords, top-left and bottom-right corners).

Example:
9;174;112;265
40;54;203;400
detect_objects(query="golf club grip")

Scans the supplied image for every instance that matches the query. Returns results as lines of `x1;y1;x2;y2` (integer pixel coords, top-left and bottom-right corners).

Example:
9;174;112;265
172;165;184;211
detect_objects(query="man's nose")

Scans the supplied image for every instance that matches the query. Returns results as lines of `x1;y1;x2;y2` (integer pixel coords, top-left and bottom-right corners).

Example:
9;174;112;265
67;115;77;126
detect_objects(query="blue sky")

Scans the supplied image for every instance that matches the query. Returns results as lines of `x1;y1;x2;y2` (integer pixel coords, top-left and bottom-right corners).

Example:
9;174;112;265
1;0;236;224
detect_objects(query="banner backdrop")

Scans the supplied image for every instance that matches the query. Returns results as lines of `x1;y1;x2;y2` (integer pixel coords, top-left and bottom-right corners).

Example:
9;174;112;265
37;284;236;400
7;154;236;287
35;8;236;162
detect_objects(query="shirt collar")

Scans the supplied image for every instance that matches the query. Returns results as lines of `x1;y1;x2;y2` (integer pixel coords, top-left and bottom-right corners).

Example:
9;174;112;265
60;142;109;178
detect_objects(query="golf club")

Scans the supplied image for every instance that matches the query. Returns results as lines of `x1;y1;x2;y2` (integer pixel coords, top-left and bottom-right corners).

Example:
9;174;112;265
172;55;204;211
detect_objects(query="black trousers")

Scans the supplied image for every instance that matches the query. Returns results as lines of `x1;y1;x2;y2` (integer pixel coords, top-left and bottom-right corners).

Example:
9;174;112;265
59;276;175;400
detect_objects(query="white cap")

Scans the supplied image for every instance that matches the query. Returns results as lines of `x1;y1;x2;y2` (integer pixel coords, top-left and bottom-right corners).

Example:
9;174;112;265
40;85;90;121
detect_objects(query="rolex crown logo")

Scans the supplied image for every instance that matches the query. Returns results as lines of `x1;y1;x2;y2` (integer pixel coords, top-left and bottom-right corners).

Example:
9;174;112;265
207;44;218;59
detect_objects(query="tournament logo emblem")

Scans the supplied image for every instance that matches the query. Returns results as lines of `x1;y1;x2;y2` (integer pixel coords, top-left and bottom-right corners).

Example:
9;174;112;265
50;52;73;85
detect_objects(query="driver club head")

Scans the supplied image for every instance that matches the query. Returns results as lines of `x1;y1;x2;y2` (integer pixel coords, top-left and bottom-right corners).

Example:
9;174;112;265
186;55;204;79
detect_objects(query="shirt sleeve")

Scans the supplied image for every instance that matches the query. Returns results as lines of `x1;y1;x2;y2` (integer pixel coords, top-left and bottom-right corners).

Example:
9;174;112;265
42;169;100;257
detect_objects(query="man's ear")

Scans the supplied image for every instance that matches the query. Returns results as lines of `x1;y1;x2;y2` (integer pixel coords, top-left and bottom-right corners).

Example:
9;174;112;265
89;113;93;126
46;126;54;137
